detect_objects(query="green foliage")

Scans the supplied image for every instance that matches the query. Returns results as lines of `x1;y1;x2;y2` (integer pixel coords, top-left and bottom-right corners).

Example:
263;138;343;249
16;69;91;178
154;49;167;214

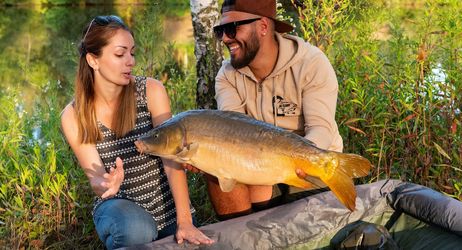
133;6;197;113
0;83;99;248
291;0;363;52
292;0;461;192
187;173;218;226
159;43;197;113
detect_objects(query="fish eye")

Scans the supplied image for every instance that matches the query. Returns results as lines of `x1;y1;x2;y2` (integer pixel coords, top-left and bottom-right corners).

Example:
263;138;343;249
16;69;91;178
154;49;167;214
154;133;159;138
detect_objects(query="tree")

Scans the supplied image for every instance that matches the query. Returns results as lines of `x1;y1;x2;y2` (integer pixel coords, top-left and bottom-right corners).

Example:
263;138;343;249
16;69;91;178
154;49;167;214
190;0;223;109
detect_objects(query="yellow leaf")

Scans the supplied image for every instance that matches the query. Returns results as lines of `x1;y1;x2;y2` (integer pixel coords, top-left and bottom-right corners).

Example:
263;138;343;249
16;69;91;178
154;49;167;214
347;125;367;135
433;142;451;161
344;118;364;125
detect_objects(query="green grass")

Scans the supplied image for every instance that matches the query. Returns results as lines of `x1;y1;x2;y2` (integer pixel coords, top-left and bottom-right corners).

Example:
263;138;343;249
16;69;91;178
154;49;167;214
0;84;100;248
1;0;461;248
325;0;461;192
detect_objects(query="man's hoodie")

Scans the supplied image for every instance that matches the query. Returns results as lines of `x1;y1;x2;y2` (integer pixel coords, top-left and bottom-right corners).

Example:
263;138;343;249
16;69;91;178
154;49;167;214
215;32;343;152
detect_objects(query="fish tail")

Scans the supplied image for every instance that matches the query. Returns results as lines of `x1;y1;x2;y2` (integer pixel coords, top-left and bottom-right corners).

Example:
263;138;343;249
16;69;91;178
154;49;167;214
315;153;371;211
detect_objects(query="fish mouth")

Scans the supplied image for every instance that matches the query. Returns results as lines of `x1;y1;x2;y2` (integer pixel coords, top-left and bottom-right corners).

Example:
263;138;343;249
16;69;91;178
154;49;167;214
134;140;173;159
134;140;146;154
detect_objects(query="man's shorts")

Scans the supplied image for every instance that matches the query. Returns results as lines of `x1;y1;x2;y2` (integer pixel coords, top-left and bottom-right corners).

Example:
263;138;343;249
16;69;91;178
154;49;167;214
271;182;329;206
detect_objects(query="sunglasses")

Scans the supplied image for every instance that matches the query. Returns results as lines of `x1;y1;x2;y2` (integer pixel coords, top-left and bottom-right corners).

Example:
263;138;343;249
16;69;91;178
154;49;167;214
82;15;124;41
213;18;261;40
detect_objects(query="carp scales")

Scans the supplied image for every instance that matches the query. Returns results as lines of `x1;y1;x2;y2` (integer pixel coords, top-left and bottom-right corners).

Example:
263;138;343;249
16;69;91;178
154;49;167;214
135;110;372;211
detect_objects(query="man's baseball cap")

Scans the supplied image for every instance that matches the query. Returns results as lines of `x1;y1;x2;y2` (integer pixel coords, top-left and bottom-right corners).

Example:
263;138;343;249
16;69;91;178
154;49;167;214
220;0;294;33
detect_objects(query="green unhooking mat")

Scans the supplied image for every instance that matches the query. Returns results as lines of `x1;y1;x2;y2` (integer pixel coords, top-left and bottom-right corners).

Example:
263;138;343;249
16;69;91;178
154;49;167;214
119;179;462;249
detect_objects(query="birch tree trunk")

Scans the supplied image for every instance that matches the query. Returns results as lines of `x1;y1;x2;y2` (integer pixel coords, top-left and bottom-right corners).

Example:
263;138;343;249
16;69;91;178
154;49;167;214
190;0;223;109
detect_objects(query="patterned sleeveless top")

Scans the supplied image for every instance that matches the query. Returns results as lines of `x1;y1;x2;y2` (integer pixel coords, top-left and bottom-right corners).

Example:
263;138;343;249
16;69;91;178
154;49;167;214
94;76;184;230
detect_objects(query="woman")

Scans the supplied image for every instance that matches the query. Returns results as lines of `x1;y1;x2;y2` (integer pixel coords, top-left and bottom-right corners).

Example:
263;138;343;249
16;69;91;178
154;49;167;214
60;15;213;249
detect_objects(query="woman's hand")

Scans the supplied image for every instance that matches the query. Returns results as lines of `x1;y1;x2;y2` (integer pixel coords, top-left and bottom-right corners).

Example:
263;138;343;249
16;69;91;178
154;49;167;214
176;222;214;245
100;157;125;199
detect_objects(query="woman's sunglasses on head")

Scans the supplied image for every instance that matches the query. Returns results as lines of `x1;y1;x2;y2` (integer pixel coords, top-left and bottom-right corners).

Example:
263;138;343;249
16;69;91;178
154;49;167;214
82;15;124;41
93;15;124;26
213;18;261;40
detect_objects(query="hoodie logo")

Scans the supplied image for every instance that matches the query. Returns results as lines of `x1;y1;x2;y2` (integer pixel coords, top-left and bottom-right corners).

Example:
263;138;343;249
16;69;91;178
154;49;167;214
272;96;298;116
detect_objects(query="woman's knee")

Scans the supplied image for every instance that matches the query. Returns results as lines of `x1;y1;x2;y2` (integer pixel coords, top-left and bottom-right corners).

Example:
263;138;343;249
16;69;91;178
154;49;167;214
93;199;158;249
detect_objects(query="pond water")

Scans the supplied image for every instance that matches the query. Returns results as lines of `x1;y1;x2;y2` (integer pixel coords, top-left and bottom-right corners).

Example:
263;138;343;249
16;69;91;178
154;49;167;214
0;3;194;110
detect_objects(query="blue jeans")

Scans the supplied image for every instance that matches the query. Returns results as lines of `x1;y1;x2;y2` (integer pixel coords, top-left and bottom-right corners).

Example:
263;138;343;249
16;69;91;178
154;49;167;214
93;198;177;249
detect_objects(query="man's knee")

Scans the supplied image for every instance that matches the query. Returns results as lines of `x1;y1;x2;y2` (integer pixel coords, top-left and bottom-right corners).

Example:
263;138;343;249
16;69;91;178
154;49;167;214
204;175;252;218
205;175;286;220
93;199;157;249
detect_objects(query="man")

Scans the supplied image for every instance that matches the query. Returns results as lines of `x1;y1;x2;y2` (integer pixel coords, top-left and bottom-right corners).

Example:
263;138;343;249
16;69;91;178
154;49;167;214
193;0;343;220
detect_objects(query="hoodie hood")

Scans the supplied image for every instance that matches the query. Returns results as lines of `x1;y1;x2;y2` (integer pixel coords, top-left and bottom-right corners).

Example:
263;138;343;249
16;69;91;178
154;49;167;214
270;33;309;78
236;33;309;81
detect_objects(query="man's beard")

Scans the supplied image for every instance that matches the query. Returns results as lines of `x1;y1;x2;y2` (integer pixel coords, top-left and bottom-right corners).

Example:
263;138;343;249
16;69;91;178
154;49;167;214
230;29;260;69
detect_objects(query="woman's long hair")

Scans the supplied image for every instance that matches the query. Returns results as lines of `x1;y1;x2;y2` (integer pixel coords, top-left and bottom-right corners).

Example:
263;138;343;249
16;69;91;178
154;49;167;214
75;15;136;144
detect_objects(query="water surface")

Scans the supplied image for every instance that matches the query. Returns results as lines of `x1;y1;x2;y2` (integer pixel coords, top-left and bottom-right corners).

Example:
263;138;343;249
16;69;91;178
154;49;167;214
0;4;194;109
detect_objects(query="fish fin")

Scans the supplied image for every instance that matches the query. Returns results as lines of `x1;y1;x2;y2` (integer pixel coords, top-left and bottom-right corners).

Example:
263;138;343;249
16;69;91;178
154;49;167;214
321;172;356;211
337;153;372;178
317;153;372;211
218;178;237;192
284;174;313;189
176;143;199;161
303;175;327;189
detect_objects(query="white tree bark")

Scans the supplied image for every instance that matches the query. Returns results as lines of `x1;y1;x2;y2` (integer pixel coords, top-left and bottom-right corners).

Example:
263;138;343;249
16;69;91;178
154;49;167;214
190;0;223;109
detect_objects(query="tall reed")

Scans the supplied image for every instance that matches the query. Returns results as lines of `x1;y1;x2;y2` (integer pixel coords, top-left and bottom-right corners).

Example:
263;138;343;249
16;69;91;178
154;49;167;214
293;0;461;197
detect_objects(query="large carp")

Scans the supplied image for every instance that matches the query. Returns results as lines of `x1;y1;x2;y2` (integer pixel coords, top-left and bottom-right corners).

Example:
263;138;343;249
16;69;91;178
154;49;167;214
135;110;371;211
